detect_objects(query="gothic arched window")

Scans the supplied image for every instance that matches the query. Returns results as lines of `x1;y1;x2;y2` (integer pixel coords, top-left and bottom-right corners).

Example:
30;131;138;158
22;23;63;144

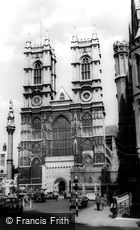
81;56;91;80
82;113;92;135
52;116;71;156
32;117;41;139
82;139;93;151
88;177;93;183
34;61;42;84
31;157;42;183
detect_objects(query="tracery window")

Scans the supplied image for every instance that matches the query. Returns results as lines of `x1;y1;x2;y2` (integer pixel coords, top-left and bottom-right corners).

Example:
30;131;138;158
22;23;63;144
88;177;93;183
82;139;93;151
82;113;92;135
81;56;91;80
52;116;71;156
32;142;41;155
34;61;42;84
32;118;41;139
31;158;42;183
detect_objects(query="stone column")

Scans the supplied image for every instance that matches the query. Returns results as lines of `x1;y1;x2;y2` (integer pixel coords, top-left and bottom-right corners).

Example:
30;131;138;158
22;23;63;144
6;100;15;180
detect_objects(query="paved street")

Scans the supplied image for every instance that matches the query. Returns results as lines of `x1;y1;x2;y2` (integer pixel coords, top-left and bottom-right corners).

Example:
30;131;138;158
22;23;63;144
23;198;140;229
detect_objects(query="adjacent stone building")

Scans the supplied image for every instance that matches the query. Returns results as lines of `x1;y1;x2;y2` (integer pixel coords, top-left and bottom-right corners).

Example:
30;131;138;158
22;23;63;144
113;0;140;217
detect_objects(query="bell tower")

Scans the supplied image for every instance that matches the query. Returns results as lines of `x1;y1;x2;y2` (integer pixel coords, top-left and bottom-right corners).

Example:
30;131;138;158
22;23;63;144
71;29;103;104
23;32;56;108
19;33;57;186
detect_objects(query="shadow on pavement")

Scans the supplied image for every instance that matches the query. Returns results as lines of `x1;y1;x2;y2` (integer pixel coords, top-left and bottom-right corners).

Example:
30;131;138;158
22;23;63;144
75;223;137;230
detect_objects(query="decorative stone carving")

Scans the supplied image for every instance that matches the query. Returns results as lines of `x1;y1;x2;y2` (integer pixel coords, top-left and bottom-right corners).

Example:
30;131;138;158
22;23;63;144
82;153;93;166
113;41;129;54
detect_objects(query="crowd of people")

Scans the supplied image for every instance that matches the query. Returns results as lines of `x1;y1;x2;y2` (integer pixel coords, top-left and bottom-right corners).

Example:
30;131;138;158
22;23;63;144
95;193;107;211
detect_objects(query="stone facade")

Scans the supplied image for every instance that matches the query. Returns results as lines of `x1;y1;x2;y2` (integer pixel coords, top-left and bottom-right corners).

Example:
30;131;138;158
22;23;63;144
19;30;118;193
113;0;140;217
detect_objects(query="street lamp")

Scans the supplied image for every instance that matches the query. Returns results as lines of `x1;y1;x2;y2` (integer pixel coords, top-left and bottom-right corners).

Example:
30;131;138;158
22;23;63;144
17;143;22;197
73;176;79;217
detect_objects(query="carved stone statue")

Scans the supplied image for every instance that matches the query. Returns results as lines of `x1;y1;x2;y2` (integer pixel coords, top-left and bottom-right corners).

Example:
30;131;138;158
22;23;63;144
7;100;15;127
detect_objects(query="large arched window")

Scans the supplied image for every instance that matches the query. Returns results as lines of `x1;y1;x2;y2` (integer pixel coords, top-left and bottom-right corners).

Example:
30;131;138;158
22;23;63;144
31;157;42;184
32;117;41;139
34;61;42;84
82;113;92;135
81;56;91;80
52;116;71;156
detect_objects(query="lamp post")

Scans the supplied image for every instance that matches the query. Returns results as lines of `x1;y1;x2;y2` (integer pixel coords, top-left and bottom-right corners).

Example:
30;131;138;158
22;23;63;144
73;176;79;217
17;143;22;197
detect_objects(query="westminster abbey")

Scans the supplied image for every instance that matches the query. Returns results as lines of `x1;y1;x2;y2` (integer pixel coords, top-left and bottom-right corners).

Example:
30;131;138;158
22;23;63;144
18;29;118;193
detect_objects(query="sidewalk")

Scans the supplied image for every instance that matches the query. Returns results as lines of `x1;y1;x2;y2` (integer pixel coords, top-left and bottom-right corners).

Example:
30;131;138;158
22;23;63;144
75;203;140;229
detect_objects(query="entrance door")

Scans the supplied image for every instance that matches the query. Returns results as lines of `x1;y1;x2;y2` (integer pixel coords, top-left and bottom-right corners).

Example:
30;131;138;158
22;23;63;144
59;181;65;194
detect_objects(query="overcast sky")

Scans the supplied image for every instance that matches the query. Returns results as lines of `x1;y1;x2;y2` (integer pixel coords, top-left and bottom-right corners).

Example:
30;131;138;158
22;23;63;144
0;0;131;165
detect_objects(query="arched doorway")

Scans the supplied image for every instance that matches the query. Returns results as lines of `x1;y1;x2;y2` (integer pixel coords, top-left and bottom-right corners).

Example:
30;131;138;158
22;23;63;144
59;181;65;194
54;178;66;195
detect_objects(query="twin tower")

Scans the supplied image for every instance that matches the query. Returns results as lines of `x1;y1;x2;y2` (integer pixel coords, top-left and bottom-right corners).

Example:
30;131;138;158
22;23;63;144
19;30;106;192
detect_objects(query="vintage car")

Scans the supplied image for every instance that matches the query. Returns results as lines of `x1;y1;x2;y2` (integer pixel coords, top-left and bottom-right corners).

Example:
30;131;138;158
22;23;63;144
33;191;46;202
85;193;96;201
45;192;58;200
0;196;23;215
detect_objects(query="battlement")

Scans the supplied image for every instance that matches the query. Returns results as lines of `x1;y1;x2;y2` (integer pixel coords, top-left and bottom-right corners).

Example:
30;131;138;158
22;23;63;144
71;35;99;48
113;41;129;55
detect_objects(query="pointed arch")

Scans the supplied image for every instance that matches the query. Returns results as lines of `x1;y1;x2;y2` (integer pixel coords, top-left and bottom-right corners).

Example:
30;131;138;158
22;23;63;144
88;176;93;183
52;116;72;156
34;61;42;84
82;113;92;134
32;117;41;139
31;157;42;183
82;139;93;151
81;56;91;80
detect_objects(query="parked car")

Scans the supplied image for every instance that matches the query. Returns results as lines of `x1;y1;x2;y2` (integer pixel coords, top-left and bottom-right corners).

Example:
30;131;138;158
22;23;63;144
33;191;46;202
70;195;89;208
45;192;58;200
85;193;96;201
66;192;71;200
0;196;23;215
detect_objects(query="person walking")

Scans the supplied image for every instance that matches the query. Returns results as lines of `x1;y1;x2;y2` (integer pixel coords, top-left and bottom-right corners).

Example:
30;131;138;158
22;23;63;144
95;193;101;211
110;194;117;218
100;194;105;211
63;191;66;200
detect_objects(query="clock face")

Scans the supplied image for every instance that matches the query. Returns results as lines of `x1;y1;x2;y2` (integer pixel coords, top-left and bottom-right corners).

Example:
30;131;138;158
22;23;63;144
81;91;92;102
32;95;42;106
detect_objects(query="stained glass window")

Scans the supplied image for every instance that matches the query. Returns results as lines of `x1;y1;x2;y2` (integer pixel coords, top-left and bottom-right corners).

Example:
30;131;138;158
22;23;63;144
52;116;72;156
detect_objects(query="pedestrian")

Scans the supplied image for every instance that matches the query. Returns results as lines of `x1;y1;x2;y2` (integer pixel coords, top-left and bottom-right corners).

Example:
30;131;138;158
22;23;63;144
110;194;117;218
95;193;101;211
63;191;66;200
24;194;29;206
100;194;105;211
